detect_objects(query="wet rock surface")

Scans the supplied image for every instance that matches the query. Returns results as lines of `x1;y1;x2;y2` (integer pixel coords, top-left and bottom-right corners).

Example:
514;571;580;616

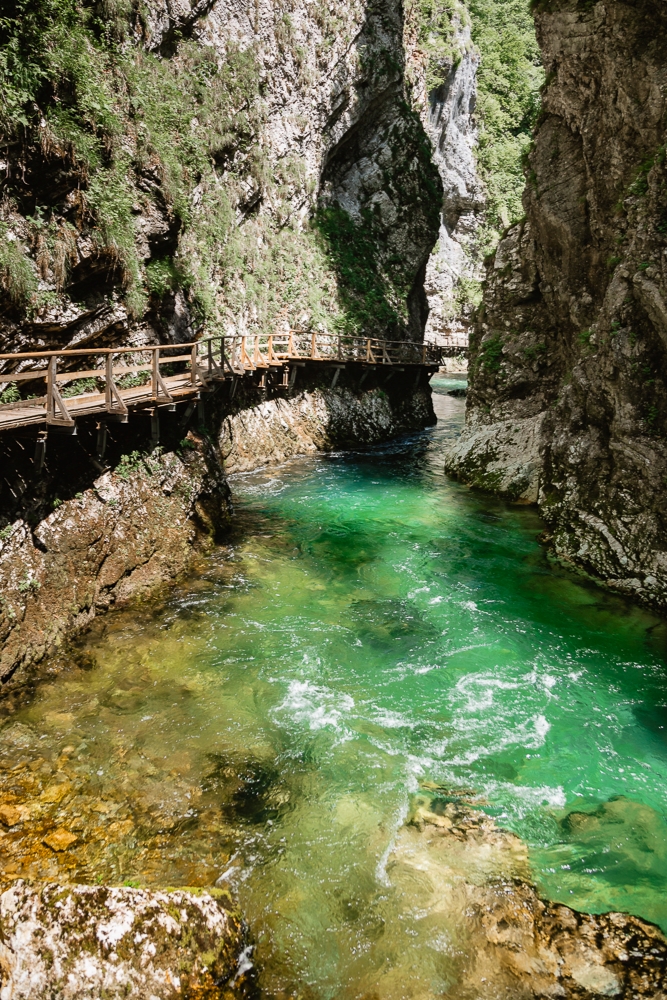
0;881;248;999
0;434;231;696
446;0;667;609
220;384;436;474
390;792;667;998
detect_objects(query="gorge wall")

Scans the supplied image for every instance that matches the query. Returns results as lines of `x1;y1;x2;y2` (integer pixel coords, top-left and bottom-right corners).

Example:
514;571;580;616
0;0;441;352
446;0;667;610
405;3;485;347
0;0;442;692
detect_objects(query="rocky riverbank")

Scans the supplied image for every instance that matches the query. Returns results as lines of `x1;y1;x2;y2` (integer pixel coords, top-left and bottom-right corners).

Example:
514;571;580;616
0;882;250;999
0;374;435;697
389;790;667;998
445;0;667;611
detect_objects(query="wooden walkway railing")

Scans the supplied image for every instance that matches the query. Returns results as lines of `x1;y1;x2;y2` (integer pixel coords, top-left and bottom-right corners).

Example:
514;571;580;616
0;332;446;433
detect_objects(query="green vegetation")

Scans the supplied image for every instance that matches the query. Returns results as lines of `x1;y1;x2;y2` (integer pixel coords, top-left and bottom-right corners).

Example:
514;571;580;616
469;0;543;248
412;0;470;91
315;207;406;334
0;0;432;337
0;382;20;404
0;223;38;307
62;377;99;397
0;0;276;323
480;332;503;371
411;0;543;266
115;450;145;480
630;145;666;198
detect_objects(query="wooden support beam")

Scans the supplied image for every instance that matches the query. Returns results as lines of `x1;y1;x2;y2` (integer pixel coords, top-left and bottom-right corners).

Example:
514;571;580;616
46;358;75;428
105;355;129;419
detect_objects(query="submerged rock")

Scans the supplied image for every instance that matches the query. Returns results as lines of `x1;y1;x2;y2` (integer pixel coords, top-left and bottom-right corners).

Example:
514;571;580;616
390;793;667;998
0;882;249;999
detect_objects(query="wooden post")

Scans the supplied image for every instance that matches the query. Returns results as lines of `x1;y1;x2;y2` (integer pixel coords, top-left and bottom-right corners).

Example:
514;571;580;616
105;354;112;411
288;330;294;357
96;422;107;460
105;352;128;417
337;336;341;361
34;431;47;472
46;356;74;427
152;347;159;399
191;344;198;386
46;356;56;422
366;339;371;362
311;333;317;359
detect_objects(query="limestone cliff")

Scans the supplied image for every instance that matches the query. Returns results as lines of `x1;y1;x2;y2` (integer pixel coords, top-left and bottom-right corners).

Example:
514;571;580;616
0;0;440;354
405;2;485;348
446;0;667;611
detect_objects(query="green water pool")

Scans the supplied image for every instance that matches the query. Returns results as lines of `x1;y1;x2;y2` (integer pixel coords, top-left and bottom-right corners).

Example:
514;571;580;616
9;377;667;997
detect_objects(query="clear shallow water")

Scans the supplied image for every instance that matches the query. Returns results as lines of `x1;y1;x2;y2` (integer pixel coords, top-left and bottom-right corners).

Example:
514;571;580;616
5;376;667;997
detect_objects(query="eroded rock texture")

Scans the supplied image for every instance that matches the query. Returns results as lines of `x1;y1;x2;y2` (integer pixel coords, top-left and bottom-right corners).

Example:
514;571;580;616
0;434;230;692
220;382;435;473
390;793;667;999
446;0;667;609
0;0;440;352
410;16;485;347
0;882;248;999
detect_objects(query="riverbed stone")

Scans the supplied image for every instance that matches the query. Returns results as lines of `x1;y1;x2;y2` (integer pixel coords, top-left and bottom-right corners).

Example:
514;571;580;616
0;806;21;829
390;792;667;998
0;882;248;999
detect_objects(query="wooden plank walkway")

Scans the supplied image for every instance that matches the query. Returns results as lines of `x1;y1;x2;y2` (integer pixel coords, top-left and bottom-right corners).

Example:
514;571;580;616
0;332;449;434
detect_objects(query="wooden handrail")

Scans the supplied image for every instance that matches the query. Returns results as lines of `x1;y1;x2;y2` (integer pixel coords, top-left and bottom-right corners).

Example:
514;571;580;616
0;330;449;433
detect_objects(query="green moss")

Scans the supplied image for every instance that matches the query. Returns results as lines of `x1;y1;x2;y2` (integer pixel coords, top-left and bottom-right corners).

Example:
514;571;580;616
480;332;503;371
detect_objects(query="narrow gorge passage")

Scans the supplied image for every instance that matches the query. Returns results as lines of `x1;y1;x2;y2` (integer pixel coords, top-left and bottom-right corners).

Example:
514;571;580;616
2;379;667;998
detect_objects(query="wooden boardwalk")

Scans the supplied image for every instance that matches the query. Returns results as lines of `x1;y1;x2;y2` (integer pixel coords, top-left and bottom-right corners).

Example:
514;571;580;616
0;332;450;434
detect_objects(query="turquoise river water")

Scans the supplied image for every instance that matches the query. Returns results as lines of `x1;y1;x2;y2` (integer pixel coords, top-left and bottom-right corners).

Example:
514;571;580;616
6;376;667;998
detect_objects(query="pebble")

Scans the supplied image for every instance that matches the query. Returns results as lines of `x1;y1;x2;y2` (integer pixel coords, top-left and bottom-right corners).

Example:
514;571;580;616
0;804;22;828
43;829;78;852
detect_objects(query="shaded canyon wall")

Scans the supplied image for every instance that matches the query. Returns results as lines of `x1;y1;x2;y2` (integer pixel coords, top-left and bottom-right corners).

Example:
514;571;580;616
446;0;667;610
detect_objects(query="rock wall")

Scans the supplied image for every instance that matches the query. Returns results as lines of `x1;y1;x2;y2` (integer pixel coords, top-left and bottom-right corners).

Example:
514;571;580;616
0;0;440;354
220;381;435;474
0;435;231;693
446;0;667;610
406;4;485;348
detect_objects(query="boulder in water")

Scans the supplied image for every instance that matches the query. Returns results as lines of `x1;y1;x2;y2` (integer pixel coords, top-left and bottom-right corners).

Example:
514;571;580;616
0;882;250;999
